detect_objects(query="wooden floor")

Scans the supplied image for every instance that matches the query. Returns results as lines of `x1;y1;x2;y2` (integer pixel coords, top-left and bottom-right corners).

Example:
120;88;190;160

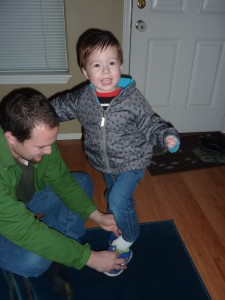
57;139;225;300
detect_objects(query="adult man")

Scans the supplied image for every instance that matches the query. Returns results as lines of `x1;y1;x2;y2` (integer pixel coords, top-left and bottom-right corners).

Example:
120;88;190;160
0;88;126;295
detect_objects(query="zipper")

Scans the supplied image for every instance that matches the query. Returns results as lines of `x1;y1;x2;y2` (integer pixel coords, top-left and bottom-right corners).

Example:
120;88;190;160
101;110;111;171
101;116;105;127
97;90;121;172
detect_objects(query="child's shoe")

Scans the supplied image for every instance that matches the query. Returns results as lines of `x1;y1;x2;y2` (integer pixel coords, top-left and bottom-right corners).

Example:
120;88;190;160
104;245;133;277
109;232;117;246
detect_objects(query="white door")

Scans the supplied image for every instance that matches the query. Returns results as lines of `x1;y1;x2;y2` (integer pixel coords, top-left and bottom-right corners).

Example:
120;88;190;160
123;0;225;133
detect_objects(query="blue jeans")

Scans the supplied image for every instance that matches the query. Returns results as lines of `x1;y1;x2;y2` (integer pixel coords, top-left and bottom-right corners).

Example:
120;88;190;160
0;172;93;277
104;168;145;243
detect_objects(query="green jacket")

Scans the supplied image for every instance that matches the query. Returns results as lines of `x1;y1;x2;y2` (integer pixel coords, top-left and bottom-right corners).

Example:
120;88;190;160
0;127;97;270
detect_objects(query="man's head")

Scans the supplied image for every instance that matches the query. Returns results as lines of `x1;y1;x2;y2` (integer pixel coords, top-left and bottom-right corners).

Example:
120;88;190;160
0;88;60;163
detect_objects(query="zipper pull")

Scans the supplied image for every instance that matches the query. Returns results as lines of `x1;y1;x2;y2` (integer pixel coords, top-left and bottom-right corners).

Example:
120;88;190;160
101;117;105;127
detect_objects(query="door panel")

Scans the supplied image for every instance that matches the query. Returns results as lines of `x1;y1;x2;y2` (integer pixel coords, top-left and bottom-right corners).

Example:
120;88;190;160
128;0;225;132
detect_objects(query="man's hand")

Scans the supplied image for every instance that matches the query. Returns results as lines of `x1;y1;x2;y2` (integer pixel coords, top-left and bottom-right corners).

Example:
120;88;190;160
86;250;127;273
89;211;120;236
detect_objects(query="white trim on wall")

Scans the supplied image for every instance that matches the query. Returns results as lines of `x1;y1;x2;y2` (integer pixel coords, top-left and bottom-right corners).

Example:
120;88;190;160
221;114;225;133
57;133;82;140
122;0;132;75
0;74;72;84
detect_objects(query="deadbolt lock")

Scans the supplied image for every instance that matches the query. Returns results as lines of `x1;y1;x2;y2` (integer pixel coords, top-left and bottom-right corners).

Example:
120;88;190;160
137;0;146;9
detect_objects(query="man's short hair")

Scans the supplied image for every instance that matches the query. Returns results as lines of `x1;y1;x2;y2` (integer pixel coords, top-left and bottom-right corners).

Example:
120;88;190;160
0;88;60;142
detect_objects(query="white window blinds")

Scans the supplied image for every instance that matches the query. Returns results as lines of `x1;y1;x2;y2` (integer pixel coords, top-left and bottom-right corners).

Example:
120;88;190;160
0;0;70;83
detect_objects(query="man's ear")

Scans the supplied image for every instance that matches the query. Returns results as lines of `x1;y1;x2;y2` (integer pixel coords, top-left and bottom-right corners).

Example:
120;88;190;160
82;68;89;80
4;131;17;145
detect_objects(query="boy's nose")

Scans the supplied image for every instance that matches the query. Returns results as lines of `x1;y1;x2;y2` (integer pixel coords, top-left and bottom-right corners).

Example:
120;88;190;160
102;66;110;74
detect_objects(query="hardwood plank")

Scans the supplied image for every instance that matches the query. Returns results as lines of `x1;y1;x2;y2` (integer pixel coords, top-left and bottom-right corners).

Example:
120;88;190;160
56;139;225;299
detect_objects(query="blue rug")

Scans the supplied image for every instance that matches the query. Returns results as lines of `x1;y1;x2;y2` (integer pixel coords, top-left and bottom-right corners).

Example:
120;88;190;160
0;220;211;300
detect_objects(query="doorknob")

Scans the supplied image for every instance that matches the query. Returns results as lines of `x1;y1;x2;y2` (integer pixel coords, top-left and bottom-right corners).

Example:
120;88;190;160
137;0;146;9
135;20;147;32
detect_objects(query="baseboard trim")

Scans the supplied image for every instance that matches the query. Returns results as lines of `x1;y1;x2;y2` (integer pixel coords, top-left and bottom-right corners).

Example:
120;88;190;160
57;133;82;140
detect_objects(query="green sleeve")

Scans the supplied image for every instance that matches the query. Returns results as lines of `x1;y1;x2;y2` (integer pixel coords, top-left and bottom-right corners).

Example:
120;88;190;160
0;142;96;269
0;184;92;269
36;144;97;220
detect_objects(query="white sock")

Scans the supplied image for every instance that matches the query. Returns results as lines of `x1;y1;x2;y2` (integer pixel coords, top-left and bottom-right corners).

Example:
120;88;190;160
112;236;133;251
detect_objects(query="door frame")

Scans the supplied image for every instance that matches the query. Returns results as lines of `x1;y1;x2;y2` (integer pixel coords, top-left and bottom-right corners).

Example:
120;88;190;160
122;0;132;75
122;0;225;132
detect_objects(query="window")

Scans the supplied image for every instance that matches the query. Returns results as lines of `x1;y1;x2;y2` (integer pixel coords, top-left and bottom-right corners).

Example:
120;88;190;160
0;0;71;84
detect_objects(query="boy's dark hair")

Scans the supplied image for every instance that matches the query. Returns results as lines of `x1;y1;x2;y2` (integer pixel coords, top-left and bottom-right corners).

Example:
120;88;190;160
76;28;124;70
0;88;60;142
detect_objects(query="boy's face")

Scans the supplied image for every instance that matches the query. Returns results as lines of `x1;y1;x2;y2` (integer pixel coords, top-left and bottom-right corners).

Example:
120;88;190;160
82;46;122;93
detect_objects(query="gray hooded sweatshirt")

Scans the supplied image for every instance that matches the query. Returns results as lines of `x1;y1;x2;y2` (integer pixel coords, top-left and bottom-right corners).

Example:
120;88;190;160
51;77;180;174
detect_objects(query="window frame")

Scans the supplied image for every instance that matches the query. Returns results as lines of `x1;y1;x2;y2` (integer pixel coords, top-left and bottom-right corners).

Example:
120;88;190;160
0;0;71;84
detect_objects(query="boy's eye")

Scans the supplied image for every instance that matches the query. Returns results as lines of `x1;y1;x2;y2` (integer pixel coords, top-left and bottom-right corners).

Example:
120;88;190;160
94;63;100;68
110;61;116;65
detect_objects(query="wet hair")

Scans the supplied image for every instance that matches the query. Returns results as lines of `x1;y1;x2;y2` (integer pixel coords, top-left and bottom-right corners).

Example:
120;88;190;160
0;87;60;142
76;28;123;70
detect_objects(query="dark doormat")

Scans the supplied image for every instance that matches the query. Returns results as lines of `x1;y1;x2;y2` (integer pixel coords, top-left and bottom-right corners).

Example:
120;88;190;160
0;221;211;300
149;132;225;176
